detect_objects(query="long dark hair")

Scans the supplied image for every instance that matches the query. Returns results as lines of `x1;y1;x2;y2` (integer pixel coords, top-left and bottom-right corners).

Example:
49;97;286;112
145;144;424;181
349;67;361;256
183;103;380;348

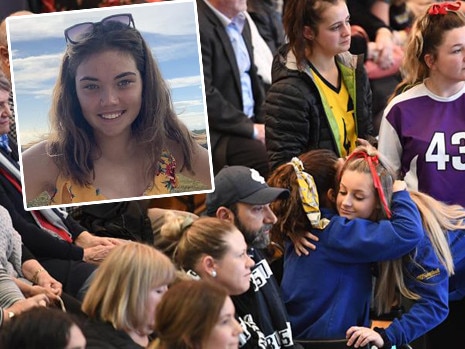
268;149;339;248
283;0;341;69
0;307;83;349
48;20;195;186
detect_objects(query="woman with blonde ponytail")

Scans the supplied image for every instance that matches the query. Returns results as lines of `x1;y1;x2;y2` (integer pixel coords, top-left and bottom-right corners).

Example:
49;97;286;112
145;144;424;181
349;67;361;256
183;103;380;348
347;190;465;349
378;2;465;208
377;3;465;346
159;213;284;349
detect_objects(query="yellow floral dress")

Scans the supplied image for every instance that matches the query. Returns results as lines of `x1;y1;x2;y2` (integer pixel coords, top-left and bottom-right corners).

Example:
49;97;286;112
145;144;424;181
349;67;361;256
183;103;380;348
51;151;178;204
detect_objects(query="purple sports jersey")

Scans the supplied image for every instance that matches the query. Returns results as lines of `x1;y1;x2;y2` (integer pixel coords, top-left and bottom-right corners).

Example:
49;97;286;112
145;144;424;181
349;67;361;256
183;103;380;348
378;83;465;207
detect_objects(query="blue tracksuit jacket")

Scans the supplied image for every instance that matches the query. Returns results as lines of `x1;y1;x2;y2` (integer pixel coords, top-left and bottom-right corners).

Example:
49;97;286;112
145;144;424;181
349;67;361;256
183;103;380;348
281;190;423;339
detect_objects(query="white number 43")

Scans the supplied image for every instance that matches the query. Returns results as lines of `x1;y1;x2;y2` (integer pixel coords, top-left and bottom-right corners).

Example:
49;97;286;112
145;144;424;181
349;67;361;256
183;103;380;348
425;132;465;170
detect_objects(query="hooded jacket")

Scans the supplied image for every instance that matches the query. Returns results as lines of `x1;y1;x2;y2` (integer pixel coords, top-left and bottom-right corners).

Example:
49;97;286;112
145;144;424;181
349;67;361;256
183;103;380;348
265;44;373;170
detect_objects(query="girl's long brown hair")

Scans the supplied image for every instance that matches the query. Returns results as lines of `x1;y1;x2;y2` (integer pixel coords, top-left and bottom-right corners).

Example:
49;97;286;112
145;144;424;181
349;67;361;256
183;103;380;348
48;20;196;186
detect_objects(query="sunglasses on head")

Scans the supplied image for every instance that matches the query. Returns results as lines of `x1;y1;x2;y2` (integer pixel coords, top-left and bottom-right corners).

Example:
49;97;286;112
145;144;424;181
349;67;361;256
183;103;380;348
64;13;135;45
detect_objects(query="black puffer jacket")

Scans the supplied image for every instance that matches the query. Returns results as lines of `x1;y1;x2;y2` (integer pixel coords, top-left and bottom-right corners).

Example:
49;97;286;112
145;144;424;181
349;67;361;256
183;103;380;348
264;44;373;170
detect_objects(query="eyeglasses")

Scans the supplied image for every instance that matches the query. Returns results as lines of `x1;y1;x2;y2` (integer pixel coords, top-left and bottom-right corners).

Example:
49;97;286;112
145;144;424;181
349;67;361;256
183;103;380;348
64;13;135;45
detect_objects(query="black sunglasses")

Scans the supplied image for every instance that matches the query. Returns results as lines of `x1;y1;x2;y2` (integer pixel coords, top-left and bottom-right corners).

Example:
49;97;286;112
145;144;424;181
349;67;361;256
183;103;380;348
64;13;135;45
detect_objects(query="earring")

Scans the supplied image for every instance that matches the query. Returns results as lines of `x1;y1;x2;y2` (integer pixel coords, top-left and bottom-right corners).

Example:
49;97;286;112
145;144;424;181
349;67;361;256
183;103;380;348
211;270;217;278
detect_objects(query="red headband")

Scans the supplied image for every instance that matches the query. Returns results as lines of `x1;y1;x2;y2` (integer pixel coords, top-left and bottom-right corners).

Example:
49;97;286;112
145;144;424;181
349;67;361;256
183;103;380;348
428;1;461;15
345;151;392;219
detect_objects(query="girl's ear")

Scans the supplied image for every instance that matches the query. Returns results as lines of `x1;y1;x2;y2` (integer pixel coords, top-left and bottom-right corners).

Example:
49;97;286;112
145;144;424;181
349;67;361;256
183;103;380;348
424;53;435;70
327;188;336;203
303;25;314;40
182;335;196;349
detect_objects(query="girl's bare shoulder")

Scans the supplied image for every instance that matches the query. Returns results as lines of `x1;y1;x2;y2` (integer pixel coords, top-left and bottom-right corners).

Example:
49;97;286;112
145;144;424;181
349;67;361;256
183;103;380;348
22;140;60;196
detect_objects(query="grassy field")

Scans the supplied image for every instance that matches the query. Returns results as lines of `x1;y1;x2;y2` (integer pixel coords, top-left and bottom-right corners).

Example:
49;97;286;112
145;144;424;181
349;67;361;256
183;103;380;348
174;173;210;193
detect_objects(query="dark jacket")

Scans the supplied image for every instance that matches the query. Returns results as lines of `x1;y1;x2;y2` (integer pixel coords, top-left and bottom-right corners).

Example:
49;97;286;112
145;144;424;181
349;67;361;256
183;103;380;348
232;248;296;348
247;0;285;54
196;0;265;150
83;319;145;349
0;138;85;261
264;45;373;170
0;136;96;298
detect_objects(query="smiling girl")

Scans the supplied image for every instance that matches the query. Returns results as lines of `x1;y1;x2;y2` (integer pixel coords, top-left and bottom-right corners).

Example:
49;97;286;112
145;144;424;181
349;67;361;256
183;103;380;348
266;147;423;345
22;12;211;205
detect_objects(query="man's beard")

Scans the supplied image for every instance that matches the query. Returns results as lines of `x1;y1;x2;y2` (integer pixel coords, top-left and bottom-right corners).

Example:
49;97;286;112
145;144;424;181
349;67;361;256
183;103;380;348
234;218;273;249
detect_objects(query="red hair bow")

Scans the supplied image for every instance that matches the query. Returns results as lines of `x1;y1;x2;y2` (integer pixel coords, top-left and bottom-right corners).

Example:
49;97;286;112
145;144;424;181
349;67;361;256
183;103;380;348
346;151;392;219
428;1;461;15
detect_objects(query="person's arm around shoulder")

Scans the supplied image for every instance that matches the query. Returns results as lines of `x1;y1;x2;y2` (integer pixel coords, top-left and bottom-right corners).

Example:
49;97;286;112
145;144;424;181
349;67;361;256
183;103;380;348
328;180;423;259
21;141;59;203
383;180;424;249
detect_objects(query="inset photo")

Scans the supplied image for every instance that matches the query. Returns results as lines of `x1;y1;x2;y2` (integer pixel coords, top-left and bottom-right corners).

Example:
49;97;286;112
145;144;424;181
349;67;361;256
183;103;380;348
7;0;213;210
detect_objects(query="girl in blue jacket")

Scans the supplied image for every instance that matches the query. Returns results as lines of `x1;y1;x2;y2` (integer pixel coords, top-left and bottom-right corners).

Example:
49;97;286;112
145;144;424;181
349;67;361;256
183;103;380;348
271;145;464;348
346;190;465;349
267;146;423;342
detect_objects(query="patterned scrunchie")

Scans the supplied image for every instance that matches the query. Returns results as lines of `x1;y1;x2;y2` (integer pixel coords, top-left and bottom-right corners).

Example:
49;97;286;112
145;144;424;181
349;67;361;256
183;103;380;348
180;215;194;233
289;157;329;230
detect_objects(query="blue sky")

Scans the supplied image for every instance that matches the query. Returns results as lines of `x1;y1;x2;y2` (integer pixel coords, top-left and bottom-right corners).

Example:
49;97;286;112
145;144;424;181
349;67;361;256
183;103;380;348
7;0;209;146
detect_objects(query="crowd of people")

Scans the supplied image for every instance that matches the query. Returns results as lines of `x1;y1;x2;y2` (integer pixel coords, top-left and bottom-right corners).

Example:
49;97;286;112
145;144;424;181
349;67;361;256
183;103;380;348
0;1;464;349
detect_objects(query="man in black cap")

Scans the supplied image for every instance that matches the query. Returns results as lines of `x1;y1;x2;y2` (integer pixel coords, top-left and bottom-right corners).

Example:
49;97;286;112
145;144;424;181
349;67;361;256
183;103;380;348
206;165;303;349
206;165;287;253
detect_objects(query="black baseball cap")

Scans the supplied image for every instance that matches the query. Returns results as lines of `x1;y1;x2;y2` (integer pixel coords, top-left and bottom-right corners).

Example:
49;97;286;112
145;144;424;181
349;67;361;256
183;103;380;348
206;166;289;216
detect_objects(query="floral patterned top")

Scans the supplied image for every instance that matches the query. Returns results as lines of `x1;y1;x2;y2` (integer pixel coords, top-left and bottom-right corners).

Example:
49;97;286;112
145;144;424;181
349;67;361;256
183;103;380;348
51;150;178;204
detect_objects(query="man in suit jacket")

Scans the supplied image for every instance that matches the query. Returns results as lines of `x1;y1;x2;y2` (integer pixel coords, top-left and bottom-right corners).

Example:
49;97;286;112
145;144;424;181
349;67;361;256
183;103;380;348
197;0;270;179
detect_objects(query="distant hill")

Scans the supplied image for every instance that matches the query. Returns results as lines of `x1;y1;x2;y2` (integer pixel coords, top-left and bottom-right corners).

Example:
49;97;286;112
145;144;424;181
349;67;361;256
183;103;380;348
192;129;208;149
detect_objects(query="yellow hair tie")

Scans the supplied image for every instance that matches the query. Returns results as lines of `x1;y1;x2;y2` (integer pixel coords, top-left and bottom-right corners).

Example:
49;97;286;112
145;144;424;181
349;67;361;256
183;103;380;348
290;157;329;230
180;215;194;233
291;157;329;229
